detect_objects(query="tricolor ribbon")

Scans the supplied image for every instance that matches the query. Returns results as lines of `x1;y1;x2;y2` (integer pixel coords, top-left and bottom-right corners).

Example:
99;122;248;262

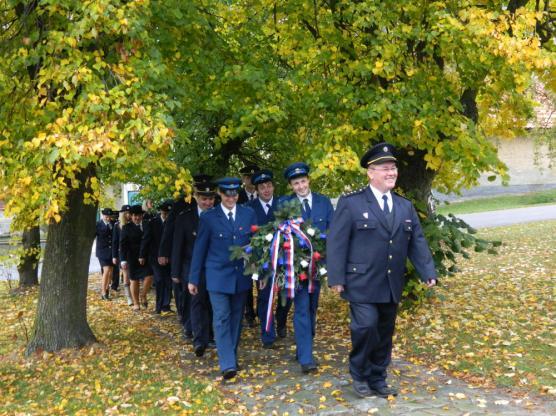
264;218;317;332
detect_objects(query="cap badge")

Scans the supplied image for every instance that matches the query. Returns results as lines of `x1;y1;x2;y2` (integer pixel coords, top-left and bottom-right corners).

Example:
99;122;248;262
383;146;388;152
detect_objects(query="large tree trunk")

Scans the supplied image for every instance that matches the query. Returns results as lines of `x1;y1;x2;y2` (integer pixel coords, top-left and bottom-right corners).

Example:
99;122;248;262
17;226;41;287
396;148;436;215
26;166;97;354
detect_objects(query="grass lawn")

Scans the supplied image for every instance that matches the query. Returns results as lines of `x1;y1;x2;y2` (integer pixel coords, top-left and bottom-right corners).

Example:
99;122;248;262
0;280;228;415
395;219;556;394
437;189;556;215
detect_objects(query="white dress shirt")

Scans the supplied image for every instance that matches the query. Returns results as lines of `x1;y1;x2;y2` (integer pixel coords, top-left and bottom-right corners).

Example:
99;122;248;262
369;185;393;212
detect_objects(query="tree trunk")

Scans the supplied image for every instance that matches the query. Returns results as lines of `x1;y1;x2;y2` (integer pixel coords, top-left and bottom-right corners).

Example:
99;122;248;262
396;148;436;215
26;166;98;354
17;226;41;287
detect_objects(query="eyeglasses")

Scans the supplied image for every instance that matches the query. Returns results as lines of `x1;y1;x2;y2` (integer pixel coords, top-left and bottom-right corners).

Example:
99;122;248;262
369;166;398;173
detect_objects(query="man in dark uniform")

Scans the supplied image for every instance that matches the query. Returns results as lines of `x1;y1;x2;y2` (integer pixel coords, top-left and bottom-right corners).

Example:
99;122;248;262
238;164;260;328
171;178;217;354
279;162;334;373
247;169;282;349
327;142;437;398
140;200;173;314
188;177;257;380
95;208;115;300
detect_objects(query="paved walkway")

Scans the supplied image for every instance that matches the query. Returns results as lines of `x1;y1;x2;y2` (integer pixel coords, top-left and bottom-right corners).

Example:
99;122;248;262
458;204;556;228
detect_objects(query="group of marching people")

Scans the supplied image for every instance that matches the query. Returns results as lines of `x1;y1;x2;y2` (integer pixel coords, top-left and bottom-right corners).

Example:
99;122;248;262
95;143;438;398
95;162;333;379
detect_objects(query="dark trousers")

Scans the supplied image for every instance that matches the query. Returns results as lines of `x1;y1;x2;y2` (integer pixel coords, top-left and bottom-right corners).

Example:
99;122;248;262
209;291;248;372
152;262;172;312
191;274;214;347
174;280;192;334
275;295;292;333
349;302;398;387
111;263;120;290
244;282;256;321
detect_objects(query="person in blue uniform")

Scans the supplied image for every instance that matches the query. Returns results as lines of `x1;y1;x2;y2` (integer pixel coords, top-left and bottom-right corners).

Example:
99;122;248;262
327;142;437;398
95;208;115;300
238;164;260;328
113;205;133;305
140;200;173;314
120;205;154;311
172;179;217;355
188;177;257;380
279;162;334;374
247;169;282;349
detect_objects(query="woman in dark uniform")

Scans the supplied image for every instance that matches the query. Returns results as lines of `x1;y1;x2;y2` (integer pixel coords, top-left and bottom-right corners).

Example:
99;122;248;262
120;205;154;311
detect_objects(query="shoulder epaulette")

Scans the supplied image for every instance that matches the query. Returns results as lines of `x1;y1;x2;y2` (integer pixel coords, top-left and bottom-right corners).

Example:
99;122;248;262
342;187;366;198
393;192;411;202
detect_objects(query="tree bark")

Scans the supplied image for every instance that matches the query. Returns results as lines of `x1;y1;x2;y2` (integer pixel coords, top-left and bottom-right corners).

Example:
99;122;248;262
396;148;436;215
17;226;41;287
26;166;98;354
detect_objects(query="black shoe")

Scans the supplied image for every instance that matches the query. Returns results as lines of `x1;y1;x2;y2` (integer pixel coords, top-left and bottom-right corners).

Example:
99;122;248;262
207;340;216;349
369;385;398;398
182;329;193;341
277;327;287;338
262;342;275;349
111;286;120;292
300;363;318;374
101;293;111;301
222;369;237;380
194;344;206;357
353;380;373;398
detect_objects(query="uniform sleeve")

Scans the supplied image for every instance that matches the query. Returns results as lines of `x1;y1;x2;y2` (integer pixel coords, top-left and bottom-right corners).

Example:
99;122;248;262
326;197;352;286
140;220;152;259
171;217;185;279
188;215;210;286
158;211;176;258
112;225;120;259
120;226;129;263
407;205;437;281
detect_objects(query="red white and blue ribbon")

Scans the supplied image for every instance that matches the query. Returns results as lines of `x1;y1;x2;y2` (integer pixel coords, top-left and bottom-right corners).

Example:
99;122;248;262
264;217;316;333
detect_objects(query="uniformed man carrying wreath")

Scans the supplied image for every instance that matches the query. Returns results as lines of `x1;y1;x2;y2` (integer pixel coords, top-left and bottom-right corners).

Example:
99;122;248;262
327;142;437;398
188;177;257;380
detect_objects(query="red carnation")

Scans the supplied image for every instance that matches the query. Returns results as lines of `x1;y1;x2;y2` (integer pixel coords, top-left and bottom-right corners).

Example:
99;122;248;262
313;252;322;261
299;272;308;281
283;242;291;250
250;225;259;232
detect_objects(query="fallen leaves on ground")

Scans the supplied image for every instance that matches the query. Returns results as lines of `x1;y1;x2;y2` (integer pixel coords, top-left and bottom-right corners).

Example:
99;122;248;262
395;220;556;394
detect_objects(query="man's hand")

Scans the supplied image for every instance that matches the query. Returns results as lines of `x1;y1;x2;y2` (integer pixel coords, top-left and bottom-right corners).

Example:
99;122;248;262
112;258;118;265
331;284;344;294
171;277;180;284
188;283;198;296
158;257;169;266
138;258;145;266
425;278;437;288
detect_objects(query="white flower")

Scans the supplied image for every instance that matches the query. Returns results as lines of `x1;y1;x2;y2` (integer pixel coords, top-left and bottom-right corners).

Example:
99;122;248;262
306;228;316;237
300;260;309;268
252;273;259;281
319;267;327;276
265;233;274;242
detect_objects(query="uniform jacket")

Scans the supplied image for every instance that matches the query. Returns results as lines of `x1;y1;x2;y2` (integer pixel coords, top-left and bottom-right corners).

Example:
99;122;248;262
188;204;257;294
248;197;279;226
95;220;113;260
112;222;121;260
326;187;437;303
140;215;167;263
279;192;334;233
158;199;191;259
120;222;145;269
171;205;200;281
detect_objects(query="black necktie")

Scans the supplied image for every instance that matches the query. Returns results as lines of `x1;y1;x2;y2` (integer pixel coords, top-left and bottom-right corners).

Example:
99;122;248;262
382;195;390;214
266;203;272;216
249;194;254;201
228;211;235;226
303;198;311;218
